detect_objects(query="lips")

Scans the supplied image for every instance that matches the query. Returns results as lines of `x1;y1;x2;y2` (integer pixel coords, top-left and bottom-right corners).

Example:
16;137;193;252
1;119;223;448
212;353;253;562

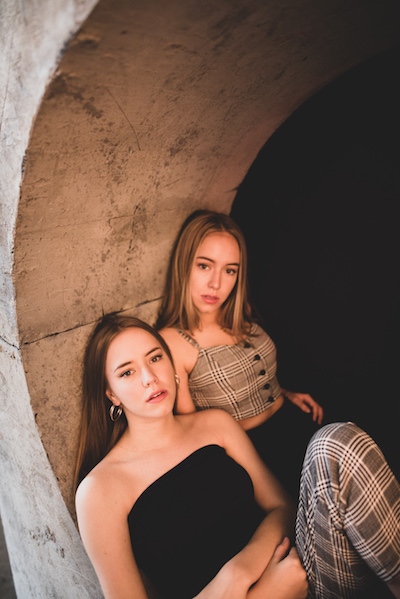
146;390;166;404
201;295;219;304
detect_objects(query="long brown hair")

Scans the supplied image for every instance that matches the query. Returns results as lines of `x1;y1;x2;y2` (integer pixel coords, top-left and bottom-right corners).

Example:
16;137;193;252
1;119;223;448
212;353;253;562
155;209;253;337
74;313;175;489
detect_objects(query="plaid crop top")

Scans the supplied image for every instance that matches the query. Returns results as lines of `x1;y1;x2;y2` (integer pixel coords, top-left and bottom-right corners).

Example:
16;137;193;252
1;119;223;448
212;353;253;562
177;323;282;421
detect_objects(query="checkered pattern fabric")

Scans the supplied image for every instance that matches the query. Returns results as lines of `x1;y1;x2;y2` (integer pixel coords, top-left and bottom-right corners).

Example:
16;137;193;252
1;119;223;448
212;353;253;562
296;422;400;598
177;323;281;420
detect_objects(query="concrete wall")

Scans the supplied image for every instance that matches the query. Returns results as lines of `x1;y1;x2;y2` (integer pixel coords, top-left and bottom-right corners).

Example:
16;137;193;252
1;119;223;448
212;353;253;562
1;0;399;596
0;1;102;596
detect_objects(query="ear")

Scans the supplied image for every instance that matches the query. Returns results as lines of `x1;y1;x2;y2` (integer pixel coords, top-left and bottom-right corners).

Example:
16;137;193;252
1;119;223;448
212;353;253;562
105;388;114;402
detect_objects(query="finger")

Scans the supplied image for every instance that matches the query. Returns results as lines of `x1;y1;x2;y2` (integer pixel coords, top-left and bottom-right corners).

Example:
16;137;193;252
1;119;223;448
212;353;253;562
312;407;321;422
288;546;299;558
271;537;291;563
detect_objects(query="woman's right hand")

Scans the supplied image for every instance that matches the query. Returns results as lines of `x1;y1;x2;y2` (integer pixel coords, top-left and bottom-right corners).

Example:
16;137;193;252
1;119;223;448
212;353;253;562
193;537;308;599
250;537;308;599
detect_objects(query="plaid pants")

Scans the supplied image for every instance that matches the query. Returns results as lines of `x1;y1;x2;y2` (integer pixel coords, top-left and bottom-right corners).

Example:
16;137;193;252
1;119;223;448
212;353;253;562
295;422;400;598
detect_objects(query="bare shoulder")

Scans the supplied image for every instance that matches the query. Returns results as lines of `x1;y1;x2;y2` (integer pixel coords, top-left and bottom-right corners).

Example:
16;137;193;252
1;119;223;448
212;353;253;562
189;408;242;439
76;455;136;520
76;460;117;509
158;326;174;337
159;326;197;372
196;407;236;425
172;411;247;461
158;326;183;348
75;470;109;532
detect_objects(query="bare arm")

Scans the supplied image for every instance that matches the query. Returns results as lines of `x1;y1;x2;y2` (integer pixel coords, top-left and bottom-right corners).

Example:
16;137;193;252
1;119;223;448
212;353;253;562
194;410;307;598
195;537;307;599
76;475;149;599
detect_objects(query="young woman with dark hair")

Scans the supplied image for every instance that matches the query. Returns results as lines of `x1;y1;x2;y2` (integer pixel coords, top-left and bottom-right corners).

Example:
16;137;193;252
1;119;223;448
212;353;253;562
75;313;400;599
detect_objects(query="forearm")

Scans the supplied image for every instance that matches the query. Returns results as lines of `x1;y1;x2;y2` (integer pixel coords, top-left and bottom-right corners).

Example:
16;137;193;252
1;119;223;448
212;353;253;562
225;505;296;588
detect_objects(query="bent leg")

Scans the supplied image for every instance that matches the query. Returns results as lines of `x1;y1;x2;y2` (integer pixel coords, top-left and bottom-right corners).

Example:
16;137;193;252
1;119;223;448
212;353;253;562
295;422;400;599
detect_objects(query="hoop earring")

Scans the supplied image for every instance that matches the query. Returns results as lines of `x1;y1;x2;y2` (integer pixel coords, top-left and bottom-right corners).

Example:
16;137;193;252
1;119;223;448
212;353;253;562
109;404;123;422
174;373;180;387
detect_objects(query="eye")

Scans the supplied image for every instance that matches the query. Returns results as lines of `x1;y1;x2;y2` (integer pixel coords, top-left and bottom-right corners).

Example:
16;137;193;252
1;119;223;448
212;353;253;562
121;369;134;377
197;262;209;271
150;353;163;363
226;267;238;276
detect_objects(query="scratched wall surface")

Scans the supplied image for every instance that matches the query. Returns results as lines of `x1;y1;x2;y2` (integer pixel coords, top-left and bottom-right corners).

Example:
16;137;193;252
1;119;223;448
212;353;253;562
14;0;400;517
0;1;103;596
2;0;400;596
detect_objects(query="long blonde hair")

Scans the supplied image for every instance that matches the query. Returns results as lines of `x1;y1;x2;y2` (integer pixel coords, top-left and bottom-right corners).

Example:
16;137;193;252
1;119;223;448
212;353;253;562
74;313;176;489
155;210;253;337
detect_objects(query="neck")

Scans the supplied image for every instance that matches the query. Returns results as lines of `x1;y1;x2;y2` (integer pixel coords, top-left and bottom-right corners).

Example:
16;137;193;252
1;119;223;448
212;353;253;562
197;312;221;330
119;413;180;453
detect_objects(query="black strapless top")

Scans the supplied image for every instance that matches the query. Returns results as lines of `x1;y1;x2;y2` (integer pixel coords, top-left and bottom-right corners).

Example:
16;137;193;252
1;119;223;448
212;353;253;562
128;445;265;598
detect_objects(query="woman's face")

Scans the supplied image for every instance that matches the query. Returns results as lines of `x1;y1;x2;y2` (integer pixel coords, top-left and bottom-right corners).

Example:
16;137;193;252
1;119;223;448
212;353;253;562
105;327;176;418
189;232;240;316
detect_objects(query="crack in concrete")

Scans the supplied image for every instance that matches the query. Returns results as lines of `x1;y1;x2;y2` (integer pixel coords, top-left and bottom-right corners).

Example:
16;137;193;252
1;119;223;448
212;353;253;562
17;297;163;346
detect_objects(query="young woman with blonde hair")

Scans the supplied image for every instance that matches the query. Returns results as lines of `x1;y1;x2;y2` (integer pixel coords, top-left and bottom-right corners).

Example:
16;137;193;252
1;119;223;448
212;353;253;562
156;209;324;499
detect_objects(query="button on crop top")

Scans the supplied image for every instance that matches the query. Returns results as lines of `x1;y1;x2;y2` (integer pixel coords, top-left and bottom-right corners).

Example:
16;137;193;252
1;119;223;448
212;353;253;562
177;323;282;420
128;445;265;598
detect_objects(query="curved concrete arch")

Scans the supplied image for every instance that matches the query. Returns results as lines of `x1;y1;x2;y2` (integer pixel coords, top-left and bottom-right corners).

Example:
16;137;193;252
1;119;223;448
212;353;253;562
2;0;399;596
1;1;101;596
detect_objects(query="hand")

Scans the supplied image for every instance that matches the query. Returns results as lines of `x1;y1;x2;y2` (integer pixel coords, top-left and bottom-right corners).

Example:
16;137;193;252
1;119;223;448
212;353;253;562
251;537;308;599
283;390;324;425
194;538;308;599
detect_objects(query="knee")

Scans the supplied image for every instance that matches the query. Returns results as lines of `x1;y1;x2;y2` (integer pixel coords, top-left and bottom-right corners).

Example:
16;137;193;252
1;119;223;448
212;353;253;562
306;421;379;468
311;421;362;445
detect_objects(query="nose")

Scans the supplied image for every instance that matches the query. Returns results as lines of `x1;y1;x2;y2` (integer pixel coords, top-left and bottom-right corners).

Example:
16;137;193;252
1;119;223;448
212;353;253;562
142;366;158;387
208;270;221;290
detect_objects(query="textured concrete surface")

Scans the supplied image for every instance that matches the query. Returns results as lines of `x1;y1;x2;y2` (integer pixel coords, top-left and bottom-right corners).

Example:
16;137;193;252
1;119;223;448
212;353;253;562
1;1;103;596
0;517;16;599
15;0;400;522
1;0;399;596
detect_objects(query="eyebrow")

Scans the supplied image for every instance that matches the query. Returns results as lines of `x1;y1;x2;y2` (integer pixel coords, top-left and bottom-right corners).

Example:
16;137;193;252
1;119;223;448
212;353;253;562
113;346;161;372
196;255;240;267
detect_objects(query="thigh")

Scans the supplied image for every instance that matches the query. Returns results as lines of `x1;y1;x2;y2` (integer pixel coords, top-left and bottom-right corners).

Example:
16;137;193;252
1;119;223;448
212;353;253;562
295;422;400;598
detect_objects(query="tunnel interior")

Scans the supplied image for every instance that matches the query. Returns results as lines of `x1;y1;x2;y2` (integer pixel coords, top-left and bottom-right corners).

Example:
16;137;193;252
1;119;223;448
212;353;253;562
2;1;400;595
232;44;400;479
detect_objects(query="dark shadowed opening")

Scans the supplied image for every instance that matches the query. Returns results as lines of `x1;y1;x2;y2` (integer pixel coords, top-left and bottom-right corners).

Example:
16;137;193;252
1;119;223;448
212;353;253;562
232;44;400;480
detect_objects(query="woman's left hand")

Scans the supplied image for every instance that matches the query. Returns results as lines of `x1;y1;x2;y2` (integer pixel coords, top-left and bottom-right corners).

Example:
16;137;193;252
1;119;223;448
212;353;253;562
282;390;324;425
